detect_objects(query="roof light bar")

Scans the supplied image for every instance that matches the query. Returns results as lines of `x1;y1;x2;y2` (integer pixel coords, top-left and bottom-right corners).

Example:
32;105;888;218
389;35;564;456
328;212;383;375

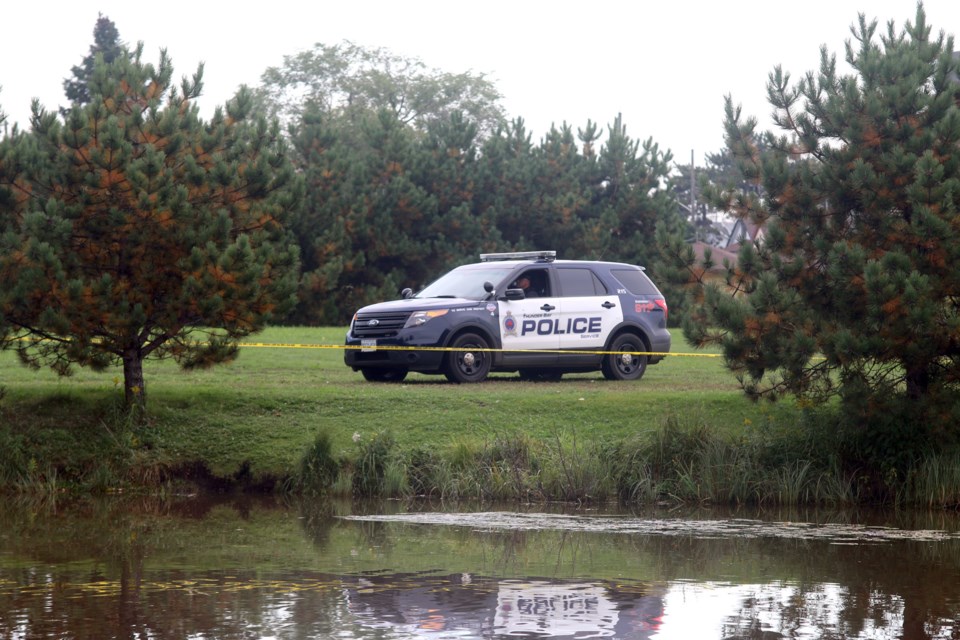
479;250;556;262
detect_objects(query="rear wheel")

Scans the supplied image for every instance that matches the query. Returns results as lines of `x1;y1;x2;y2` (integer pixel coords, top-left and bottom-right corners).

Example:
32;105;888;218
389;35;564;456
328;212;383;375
444;333;492;383
518;369;563;382
360;368;408;383
601;333;648;381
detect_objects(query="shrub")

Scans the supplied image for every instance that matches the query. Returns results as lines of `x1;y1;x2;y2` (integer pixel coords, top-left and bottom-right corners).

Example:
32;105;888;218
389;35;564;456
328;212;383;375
351;430;400;498
296;429;340;495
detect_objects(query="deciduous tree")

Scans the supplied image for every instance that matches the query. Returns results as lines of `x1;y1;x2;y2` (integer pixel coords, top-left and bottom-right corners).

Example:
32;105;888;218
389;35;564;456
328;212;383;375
258;41;505;137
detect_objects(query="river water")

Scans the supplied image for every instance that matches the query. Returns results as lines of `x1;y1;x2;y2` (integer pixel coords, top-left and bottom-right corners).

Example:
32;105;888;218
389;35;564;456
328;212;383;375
1;496;959;639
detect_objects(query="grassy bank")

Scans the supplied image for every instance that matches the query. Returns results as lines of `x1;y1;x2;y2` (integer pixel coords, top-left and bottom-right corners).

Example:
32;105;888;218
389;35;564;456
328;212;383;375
1;327;958;507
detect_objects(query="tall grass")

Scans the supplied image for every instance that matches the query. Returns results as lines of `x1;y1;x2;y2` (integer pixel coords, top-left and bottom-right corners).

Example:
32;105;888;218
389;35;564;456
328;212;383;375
288;414;960;508
294;429;339;495
908;455;960;508
537;432;613;503
283;417;905;506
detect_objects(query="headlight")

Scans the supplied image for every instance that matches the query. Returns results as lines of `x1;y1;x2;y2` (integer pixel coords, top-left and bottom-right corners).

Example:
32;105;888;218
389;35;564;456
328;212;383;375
404;309;449;328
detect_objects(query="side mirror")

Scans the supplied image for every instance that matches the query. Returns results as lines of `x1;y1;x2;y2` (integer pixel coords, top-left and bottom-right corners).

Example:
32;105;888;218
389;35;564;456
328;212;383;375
401;288;413;299
503;288;525;300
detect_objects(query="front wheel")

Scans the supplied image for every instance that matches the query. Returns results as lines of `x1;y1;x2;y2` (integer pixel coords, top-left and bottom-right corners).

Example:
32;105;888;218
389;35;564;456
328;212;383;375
444;333;492;383
601;334;648;381
360;368;408;383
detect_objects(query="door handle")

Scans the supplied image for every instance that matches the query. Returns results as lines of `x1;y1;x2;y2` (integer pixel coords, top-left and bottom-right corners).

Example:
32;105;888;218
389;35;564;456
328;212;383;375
540;304;556;312
602;301;617;309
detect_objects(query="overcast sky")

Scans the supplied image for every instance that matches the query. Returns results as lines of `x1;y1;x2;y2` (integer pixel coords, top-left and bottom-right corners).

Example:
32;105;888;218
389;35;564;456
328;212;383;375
2;1;959;166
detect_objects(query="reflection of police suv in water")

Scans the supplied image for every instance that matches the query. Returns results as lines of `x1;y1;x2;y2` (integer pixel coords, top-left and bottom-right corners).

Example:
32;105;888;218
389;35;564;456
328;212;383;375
344;251;670;383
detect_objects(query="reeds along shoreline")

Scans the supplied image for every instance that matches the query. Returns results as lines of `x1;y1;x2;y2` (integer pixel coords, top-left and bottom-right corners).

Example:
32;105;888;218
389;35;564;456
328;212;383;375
298;424;960;509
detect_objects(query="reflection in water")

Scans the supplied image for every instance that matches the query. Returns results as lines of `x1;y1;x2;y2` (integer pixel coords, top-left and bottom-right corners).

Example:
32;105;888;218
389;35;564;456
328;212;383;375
0;497;959;639
342;572;663;638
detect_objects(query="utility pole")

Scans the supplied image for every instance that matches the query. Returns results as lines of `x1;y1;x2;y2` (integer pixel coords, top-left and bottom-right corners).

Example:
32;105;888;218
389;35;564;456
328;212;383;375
691;149;701;242
690;150;696;221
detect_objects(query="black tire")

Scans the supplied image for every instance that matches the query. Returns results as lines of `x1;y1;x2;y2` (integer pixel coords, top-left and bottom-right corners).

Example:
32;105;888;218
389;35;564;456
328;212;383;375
444;333;492;383
360;368;408;383
518;369;563;382
601;333;648;381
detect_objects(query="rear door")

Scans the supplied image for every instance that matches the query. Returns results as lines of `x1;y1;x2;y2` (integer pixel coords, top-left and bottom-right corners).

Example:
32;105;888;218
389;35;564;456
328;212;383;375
554;267;623;362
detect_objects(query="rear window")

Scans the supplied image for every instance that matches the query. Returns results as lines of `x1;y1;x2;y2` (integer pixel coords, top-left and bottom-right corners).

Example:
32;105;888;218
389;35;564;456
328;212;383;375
611;268;660;295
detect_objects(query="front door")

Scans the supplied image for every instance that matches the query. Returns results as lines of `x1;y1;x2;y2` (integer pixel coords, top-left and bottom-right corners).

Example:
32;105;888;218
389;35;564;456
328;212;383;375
498;268;558;366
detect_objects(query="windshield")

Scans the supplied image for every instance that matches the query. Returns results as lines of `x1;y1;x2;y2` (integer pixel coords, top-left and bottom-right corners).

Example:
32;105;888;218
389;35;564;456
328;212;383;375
415;266;514;300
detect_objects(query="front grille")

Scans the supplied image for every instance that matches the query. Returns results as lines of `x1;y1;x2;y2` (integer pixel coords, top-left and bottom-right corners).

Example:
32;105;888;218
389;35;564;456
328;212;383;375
353;311;412;338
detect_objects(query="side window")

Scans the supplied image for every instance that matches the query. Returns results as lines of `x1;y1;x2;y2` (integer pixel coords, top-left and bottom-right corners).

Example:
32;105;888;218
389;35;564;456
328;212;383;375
510;269;551;298
557;268;607;297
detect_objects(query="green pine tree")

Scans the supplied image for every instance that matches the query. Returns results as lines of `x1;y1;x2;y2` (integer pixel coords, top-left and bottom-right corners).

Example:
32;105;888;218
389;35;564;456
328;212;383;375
586;114;676;268
664;4;960;457
414;110;501;267
537;122;596;256
472;117;540;251
290;107;442;324
0;47;301;409
62;14;127;111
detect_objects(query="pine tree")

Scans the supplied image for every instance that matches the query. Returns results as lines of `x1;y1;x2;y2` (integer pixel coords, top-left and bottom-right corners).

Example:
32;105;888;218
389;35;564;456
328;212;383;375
285;105;347;325
664;5;960;452
586;114;676;267
415;110;500;266
537;122;595;255
289;107;444;324
0;47;301;409
473;115;677;266
62;14;127;109
472;117;540;251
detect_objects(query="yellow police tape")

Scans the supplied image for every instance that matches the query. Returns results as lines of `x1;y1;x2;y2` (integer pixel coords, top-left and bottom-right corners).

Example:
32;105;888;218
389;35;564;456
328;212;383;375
9;335;720;357
237;342;722;358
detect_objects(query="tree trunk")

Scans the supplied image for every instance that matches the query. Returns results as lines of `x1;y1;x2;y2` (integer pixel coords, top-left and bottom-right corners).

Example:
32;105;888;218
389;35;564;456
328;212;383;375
905;364;930;401
122;348;146;409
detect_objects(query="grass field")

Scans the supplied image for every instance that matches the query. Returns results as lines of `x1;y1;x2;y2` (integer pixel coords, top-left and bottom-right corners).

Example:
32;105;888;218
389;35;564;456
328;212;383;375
1;327;801;479
6;327;960;506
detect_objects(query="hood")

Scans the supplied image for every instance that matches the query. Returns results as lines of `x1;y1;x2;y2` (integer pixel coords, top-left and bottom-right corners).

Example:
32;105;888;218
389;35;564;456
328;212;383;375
356;297;480;314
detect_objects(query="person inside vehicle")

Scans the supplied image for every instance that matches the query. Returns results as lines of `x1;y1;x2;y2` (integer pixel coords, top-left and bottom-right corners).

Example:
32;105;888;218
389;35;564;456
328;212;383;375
515;275;538;298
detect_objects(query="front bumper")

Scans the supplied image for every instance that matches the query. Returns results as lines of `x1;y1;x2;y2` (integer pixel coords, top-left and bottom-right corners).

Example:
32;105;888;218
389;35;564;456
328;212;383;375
344;333;448;372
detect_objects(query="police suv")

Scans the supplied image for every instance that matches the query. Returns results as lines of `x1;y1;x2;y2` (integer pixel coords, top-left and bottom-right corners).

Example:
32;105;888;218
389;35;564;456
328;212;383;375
344;251;670;383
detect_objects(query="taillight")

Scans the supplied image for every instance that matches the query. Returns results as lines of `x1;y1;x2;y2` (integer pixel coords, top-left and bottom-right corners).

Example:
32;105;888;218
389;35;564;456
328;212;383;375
654;298;668;321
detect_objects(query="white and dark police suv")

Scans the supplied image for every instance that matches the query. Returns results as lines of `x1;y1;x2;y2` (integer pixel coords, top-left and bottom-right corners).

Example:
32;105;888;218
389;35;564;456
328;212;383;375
344;251;670;383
